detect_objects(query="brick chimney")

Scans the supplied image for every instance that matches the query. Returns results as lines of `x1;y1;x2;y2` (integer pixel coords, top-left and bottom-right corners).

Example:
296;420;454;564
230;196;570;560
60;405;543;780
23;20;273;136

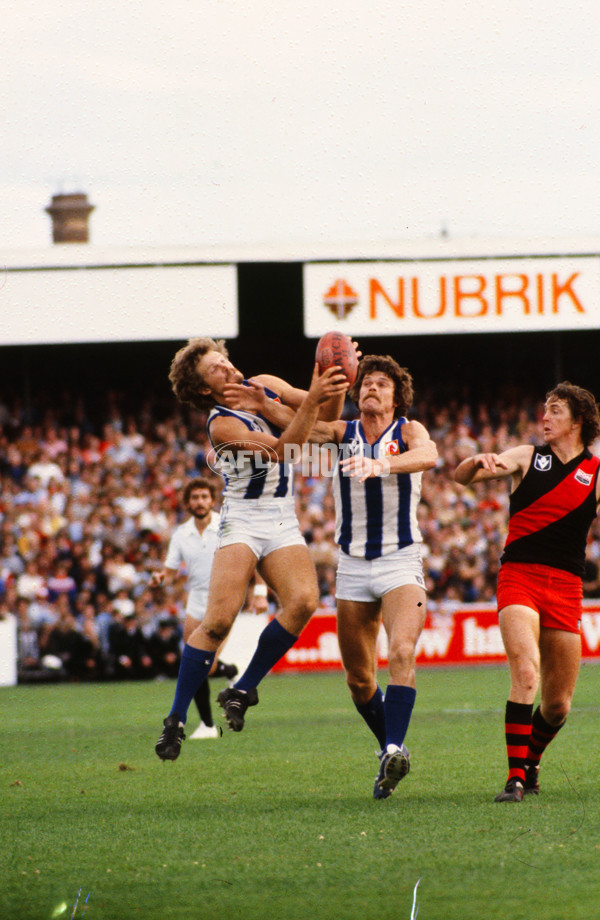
45;192;95;243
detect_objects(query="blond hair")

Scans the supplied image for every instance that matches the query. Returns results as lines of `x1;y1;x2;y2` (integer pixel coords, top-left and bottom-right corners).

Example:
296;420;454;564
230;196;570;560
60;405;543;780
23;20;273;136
168;337;229;409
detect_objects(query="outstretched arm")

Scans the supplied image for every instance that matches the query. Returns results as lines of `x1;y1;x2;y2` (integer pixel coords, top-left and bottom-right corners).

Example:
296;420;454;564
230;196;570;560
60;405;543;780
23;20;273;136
210;366;348;461
223;378;345;446
270;365;348;459
254;338;360;420
453;444;533;486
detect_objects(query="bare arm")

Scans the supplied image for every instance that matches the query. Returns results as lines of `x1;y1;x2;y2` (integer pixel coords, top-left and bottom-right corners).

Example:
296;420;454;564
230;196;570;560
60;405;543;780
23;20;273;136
254;355;356;421
251;374;307;409
270;366;348;458
211;365;348;462
339;420;438;483
223;378;346;447
453;444;533;486
223;379;296;428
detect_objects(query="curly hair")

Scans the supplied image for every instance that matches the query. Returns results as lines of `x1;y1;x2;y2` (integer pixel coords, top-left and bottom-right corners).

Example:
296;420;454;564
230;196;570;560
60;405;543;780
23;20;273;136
546;381;600;447
168;337;229;409
183;477;216;505
348;354;414;418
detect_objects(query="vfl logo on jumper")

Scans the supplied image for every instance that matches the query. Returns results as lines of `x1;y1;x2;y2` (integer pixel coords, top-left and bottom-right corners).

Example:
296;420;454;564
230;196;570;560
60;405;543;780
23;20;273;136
323;279;359;319
346;436;362;456
207;440;279;479
575;468;593;486
385;440;400;456
534;454;552;472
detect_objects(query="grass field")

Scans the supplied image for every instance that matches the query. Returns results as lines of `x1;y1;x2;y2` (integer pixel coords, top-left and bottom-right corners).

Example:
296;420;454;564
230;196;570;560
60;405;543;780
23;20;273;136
3;663;600;920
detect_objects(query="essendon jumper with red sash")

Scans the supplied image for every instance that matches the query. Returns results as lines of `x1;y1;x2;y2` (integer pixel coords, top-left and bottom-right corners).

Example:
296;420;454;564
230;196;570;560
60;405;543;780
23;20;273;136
501;445;600;577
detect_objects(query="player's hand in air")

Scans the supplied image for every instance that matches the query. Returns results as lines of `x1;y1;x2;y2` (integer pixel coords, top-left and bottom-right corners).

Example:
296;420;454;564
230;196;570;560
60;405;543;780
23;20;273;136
223;378;267;413
308;363;349;405
351;340;362;360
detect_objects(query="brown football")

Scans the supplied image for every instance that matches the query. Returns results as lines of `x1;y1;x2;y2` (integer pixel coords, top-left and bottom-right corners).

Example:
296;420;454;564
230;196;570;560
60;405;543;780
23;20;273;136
315;331;358;385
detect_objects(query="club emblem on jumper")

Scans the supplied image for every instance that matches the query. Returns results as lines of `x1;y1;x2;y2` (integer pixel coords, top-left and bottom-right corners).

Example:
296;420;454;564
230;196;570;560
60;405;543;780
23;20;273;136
323;278;359;319
575;468;593;486
385;440;400;456
346;436;362;456
534;453;552;472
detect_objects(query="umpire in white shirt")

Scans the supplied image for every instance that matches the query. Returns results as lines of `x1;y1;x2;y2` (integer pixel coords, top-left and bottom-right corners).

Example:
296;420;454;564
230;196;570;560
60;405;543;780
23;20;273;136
149;477;238;738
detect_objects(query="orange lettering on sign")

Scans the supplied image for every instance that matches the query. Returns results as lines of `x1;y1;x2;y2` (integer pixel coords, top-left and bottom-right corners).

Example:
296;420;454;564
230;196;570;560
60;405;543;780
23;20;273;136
369;278;404;319
551;273;584;314
494;274;530;315
453;275;488;317
412;276;446;318
536;274;544;314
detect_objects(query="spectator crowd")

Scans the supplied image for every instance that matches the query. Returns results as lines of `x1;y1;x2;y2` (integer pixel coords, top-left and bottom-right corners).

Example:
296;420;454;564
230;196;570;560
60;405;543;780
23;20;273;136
2;382;600;683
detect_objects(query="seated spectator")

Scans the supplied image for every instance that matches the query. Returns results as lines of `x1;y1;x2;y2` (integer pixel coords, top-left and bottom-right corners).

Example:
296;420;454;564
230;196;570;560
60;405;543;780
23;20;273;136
76;601;105;679
40;599;98;681
111;587;135;618
106;549;140;596
108;609;154;680
1;533;25;579
15;597;63;683
147;615;182;679
2;444;27;483
16;597;42;673
16;558;48;602
41;426;68;460
46;560;78;607
27;447;64;487
138;496;170;540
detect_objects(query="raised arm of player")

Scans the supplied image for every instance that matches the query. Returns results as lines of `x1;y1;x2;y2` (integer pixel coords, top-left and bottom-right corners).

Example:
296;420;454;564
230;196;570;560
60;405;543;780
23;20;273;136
252;372;350;421
210;365;347;461
453;444;534;486
223;377;347;446
253;340;360;421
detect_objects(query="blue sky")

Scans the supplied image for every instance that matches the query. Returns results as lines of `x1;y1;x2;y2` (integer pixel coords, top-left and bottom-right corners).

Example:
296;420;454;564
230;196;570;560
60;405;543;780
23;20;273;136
2;0;600;252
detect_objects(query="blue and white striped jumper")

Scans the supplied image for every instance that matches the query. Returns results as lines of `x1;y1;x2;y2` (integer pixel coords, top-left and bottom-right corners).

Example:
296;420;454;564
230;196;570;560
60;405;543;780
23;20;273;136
206;384;293;503
333;418;423;560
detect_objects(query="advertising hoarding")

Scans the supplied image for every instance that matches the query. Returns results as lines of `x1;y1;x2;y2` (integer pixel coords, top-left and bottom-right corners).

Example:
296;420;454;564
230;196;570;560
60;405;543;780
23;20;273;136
272;604;600;671
304;255;600;337
0;257;237;344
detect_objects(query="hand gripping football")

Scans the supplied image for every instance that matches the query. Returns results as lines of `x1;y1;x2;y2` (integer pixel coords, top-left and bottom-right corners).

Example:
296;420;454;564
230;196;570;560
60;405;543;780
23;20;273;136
315;331;358;386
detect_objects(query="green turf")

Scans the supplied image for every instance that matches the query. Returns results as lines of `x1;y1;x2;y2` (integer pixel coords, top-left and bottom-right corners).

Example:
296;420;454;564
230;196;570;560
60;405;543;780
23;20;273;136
2;664;600;920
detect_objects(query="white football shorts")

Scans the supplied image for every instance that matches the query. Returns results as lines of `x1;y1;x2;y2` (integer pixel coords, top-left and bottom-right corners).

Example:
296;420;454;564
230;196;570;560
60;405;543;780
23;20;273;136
336;544;425;602
217;498;306;560
184;587;209;623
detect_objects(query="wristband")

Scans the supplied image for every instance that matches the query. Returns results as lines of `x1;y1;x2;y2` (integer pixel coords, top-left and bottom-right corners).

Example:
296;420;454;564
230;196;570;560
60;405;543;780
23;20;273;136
253;584;268;597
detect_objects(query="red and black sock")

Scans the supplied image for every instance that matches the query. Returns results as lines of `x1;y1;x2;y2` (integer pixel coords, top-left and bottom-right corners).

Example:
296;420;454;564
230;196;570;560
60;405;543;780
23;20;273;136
504;700;533;784
525;705;564;768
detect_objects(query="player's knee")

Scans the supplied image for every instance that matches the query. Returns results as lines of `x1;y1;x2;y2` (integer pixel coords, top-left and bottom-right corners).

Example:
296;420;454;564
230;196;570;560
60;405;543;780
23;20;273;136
346;668;374;701
290;586;319;622
512;656;538;693
388;638;417;673
543;698;570;725
201;614;234;644
206;625;230;643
